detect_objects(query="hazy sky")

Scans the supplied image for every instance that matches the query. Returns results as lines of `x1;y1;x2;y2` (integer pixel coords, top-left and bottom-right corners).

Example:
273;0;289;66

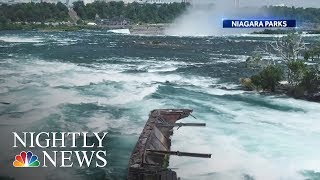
200;0;320;8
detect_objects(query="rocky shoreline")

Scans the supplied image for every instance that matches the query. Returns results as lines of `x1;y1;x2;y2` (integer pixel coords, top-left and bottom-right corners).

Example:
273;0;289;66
0;23;168;35
240;78;320;103
83;23;168;35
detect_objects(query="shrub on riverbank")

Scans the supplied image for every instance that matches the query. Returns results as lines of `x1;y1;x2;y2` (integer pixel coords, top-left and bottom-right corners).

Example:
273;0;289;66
251;65;283;92
242;33;320;102
287;60;308;85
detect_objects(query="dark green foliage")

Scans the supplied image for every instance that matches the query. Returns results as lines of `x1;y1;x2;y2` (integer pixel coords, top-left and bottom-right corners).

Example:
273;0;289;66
287;60;308;84
288;69;319;98
0;176;14;180
72;1;189;23
287;60;319;94
251;65;283;92
0;22;96;31
254;29;295;34
300;69;320;94
304;46;320;61
264;6;320;23
288;60;307;72
73;1;87;19
0;2;69;23
245;32;319;100
304;51;311;60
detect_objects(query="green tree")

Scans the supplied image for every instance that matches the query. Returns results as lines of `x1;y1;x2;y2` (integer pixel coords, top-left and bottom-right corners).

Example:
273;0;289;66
0;2;69;23
0;16;8;25
71;1;189;23
73;1;87;19
252;33;306;85
287;60;308;85
300;69;320;93
251;65;283;92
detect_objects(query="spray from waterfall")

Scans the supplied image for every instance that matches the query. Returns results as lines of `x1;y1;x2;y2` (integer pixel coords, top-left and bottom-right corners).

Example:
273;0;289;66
164;0;269;36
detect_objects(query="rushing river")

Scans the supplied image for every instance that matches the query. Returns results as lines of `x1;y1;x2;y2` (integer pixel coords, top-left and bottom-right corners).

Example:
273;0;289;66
0;30;319;180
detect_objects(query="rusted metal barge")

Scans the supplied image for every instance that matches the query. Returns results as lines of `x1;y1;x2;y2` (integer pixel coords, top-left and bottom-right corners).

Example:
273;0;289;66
127;109;211;180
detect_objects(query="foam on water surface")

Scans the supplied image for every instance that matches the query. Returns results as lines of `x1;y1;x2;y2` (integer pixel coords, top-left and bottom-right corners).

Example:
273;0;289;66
0;31;319;180
0;36;43;43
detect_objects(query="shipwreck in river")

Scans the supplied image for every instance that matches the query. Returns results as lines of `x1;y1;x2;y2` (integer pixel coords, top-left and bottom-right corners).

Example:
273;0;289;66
127;109;211;180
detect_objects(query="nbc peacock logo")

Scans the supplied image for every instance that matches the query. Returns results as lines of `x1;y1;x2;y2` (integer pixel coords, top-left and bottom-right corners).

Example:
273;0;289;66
13;151;40;167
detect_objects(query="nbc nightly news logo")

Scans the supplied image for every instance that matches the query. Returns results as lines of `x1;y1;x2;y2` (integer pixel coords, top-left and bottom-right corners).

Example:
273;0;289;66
223;19;296;28
12;132;108;168
13;151;40;167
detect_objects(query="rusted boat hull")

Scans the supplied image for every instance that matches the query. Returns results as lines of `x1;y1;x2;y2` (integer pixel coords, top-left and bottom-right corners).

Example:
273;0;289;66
127;109;193;180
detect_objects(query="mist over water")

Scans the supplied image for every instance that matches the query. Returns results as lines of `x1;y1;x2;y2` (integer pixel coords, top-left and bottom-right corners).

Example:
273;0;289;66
0;31;320;180
165;2;269;36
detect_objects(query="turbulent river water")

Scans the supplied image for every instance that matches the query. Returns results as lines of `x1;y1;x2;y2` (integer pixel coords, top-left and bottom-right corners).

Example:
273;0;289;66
0;30;320;180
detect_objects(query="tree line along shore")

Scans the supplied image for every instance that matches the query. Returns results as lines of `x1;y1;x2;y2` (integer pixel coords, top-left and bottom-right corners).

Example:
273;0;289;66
0;1;189;31
1;1;320;31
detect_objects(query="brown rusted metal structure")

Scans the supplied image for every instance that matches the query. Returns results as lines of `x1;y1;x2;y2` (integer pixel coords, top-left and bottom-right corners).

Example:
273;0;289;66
127;109;211;180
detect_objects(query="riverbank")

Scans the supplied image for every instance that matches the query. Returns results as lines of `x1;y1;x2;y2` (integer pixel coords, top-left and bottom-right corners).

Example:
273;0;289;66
0;23;98;31
0;23;168;35
243;84;320;103
3;23;320;36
